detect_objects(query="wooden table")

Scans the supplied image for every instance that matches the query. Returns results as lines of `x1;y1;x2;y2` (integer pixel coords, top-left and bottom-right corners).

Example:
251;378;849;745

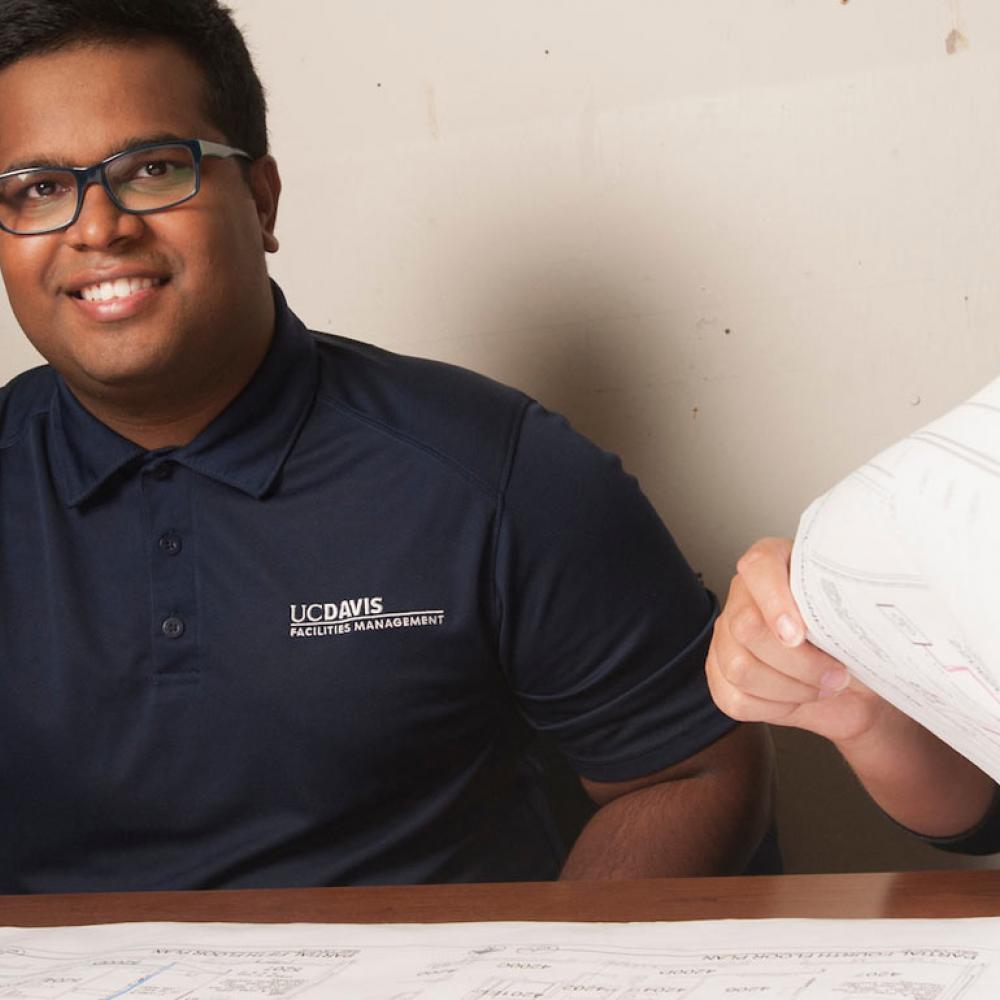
2;870;999;927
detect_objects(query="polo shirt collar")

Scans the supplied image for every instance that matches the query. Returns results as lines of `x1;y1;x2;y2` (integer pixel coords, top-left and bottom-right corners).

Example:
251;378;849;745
51;283;318;507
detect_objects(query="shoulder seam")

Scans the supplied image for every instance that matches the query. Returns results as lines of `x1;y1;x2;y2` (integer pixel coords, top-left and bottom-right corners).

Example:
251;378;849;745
489;395;534;667
314;388;508;501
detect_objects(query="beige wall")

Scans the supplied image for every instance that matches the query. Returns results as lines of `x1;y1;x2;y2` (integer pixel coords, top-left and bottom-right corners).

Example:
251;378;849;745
2;1;998;872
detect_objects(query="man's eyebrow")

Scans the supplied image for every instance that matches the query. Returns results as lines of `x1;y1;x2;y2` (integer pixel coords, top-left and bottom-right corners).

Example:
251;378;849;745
1;133;190;174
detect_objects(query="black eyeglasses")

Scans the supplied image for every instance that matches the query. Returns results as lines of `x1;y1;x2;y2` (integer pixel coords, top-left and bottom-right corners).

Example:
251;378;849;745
0;138;251;236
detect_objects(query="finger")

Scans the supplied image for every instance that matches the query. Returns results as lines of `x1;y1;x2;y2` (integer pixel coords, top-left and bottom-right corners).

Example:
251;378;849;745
714;596;850;701
705;646;804;724
711;626;826;705
736;537;805;648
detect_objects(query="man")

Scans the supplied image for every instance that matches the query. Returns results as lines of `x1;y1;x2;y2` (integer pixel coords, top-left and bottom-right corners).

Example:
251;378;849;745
0;0;771;893
708;538;1000;854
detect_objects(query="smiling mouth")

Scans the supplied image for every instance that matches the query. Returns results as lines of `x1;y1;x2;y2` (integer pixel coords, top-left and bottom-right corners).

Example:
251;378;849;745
71;276;168;302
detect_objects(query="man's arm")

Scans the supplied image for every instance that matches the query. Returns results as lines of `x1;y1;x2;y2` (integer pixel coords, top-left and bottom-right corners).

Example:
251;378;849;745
560;723;774;878
706;537;996;839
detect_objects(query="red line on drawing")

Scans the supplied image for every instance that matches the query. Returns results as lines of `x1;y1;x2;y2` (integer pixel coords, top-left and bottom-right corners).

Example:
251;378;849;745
937;661;1000;707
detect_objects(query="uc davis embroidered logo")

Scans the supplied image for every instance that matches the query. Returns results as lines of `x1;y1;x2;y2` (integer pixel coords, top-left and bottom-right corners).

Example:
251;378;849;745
289;596;445;638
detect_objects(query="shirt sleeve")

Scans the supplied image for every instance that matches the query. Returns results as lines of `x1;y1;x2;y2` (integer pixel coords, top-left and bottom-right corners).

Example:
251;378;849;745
492;400;735;783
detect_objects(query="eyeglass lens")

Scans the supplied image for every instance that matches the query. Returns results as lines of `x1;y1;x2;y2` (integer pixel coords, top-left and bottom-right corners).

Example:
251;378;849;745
0;144;198;235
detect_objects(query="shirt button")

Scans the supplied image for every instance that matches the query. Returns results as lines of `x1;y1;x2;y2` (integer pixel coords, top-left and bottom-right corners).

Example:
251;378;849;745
161;616;185;639
158;532;182;556
149;463;173;481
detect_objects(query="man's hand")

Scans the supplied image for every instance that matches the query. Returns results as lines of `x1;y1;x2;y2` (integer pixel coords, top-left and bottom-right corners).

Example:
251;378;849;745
706;537;997;840
706;537;886;745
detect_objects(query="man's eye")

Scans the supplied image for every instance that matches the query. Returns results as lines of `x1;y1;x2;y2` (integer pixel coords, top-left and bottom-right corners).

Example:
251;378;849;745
136;160;173;178
25;179;63;200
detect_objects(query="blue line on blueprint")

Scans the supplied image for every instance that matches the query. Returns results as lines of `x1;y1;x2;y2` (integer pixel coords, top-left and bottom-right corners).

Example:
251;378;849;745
102;961;176;1000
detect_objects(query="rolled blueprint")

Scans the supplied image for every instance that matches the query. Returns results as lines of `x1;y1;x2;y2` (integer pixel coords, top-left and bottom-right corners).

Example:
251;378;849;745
791;376;1000;782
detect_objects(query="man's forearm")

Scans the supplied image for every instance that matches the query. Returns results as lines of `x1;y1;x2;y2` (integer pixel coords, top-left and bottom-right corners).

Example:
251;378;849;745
834;703;996;838
559;724;774;879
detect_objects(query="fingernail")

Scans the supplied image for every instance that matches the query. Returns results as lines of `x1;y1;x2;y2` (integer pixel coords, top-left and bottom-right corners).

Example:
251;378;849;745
818;667;849;698
776;614;803;646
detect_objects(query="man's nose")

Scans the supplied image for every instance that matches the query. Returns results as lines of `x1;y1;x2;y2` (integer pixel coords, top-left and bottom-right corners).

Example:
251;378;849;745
63;181;144;250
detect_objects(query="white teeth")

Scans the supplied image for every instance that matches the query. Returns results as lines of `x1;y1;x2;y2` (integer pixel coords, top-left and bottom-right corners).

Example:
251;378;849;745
79;276;158;302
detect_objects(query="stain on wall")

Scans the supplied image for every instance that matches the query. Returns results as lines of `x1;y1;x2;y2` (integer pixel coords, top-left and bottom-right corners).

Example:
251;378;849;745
425;82;440;141
947;0;970;53
946;28;969;53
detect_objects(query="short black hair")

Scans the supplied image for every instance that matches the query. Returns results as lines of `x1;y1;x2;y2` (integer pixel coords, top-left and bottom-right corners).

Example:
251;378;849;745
0;0;268;158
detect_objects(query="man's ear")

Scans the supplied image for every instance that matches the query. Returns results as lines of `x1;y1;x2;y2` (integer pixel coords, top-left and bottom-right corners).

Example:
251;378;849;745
249;155;281;253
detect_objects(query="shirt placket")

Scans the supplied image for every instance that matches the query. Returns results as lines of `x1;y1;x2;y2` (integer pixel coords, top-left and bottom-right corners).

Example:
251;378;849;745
141;458;199;679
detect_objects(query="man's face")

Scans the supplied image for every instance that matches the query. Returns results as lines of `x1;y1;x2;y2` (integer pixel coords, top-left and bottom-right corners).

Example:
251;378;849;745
0;39;279;404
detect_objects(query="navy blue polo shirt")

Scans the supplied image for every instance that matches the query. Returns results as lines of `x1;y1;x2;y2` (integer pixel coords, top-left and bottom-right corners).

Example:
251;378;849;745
0;285;732;892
